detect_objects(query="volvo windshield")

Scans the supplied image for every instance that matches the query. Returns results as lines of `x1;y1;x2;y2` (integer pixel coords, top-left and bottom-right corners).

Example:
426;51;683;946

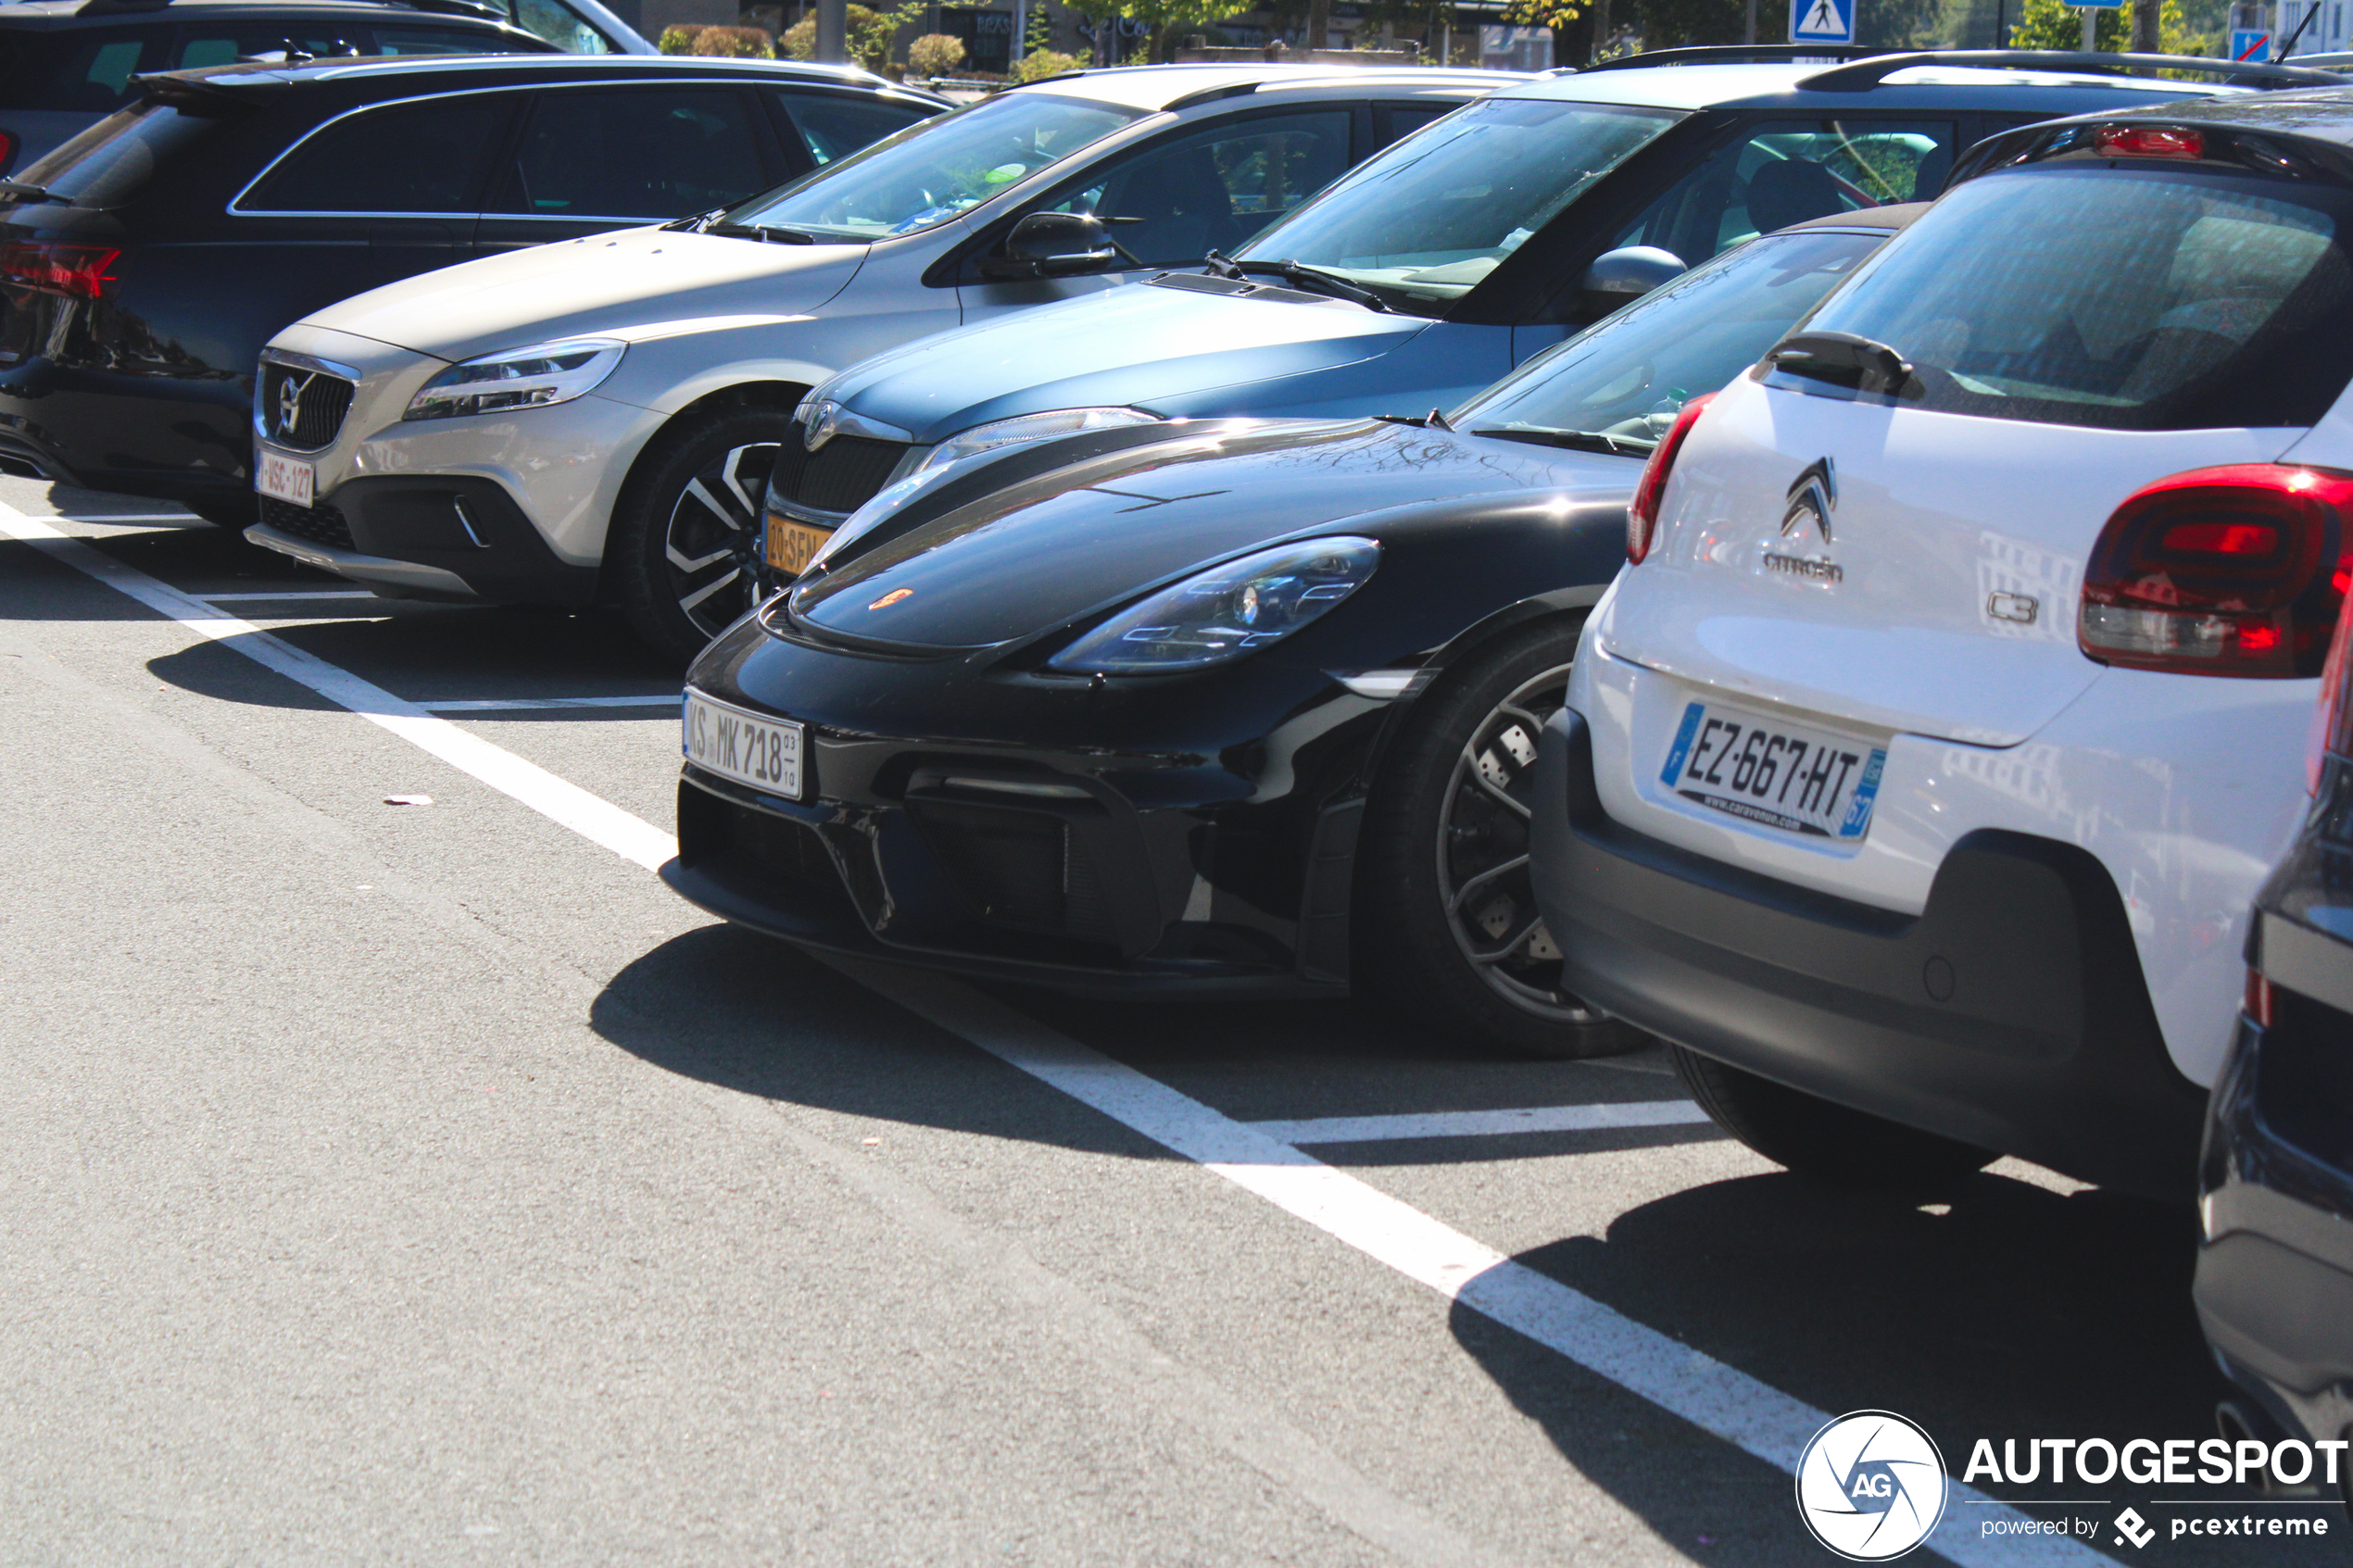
721;94;1140;242
1234;97;1680;317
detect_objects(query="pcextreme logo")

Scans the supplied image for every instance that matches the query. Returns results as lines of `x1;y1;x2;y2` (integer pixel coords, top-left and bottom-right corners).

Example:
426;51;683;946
1795;1411;1948;1561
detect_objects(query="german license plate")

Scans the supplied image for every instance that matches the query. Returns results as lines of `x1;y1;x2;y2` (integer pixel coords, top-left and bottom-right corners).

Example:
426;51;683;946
1659;700;1886;840
683;690;804;799
764;515;832;576
255;448;313;508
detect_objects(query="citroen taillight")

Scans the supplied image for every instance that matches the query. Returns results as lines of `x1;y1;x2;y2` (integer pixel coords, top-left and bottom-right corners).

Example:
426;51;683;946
1627;391;1714;565
2079;464;2353;679
0;243;120;299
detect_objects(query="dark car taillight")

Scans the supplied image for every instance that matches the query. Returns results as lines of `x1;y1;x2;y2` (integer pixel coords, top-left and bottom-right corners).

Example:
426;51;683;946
2308;571;2353;792
0;132;19;177
2093;124;2205;160
2079;464;2353;679
0;242;120;299
1627;391;1714;565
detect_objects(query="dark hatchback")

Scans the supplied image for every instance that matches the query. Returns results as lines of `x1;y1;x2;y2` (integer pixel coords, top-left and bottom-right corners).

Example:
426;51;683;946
0;0;566;173
0;53;940;520
2197;612;2353;1491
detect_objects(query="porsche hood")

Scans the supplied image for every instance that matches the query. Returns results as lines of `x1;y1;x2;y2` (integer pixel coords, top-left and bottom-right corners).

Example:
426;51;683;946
789;420;1631;649
290;227;871;363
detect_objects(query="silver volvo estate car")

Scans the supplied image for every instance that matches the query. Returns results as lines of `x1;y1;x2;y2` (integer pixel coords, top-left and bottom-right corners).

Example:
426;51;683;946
246;62;1516;659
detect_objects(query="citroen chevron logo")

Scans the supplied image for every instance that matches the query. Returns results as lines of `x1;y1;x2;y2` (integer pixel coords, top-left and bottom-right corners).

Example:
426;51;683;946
1782;457;1837;543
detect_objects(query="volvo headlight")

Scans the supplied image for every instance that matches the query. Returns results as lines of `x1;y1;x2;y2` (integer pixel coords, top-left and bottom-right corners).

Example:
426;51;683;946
403;338;626;421
1048;537;1379;674
913;407;1162;475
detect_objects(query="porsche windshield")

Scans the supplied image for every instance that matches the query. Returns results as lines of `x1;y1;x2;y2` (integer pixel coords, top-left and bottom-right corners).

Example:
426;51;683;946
1234;97;1680;316
724;94;1140;241
1455;227;1890;450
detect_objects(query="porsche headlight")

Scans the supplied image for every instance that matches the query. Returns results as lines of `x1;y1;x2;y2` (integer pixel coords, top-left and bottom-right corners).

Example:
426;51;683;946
913;407;1163;475
403;338;626;421
1048;538;1379;674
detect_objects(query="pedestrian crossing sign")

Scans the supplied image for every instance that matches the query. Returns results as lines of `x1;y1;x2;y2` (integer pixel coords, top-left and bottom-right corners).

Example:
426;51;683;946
1792;0;1855;42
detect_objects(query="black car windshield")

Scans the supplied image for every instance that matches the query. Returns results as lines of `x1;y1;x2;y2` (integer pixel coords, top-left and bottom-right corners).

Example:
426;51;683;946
1793;165;2353;430
1454;226;1890;450
723;93;1139;241
1233;96;1680;317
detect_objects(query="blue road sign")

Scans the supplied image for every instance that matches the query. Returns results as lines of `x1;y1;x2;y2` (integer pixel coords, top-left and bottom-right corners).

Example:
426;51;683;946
1791;0;1854;43
2231;25;2271;56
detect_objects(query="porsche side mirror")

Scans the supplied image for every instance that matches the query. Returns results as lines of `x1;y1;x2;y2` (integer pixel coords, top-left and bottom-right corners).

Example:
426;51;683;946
980;211;1119;281
1579;245;1685;317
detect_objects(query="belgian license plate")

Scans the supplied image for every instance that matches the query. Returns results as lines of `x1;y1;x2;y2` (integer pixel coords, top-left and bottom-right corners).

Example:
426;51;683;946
1659;700;1887;840
255;449;313;508
764;516;832;576
683;691;804;799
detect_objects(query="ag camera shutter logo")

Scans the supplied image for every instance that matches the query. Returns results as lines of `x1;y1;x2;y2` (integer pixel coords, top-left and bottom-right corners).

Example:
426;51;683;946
1795;1411;1948;1560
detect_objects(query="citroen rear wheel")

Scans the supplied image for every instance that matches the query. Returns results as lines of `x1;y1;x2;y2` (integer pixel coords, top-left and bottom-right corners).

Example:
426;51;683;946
1354;619;1642;1060
612;406;782;664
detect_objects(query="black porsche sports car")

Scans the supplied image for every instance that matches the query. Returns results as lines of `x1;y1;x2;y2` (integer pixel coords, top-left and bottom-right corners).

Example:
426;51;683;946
661;202;1917;1058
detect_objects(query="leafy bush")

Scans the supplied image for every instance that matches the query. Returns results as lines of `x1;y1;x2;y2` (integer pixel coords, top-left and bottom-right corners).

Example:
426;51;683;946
906;31;965;74
1008;45;1086;80
780;1;908;67
691;22;774;54
656;22;705;52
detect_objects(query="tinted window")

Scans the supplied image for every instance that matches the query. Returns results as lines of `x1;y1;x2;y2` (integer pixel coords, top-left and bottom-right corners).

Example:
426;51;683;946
1795;167;2353;431
1239;98;1680;313
508;0;616;53
1454;229;1886;449
245;96;506;213
499;87;764;219
371;23;540;54
1378;101;1456;145
1049;110;1352;269
1615;119;1953;266
0;26;167;112
778;92;933;167
17;99;230;202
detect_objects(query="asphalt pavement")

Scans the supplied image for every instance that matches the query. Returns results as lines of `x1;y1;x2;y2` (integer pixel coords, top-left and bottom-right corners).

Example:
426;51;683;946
0;478;2339;1567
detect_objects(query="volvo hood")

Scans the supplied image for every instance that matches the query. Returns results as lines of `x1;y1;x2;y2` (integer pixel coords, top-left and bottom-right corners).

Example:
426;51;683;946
790;420;1625;648
293;227;871;363
824;278;1429;445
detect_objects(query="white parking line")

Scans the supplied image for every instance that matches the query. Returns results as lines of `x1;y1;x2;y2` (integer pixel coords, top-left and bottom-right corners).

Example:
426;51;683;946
0;502;2110;1568
1249;1101;1714;1145
418;696;682;712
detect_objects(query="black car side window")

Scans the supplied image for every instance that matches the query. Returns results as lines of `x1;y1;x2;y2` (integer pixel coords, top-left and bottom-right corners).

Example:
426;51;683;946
775;91;933;168
1046;110;1353;270
242;96;509;215
1613;119;1957;267
495;87;769;220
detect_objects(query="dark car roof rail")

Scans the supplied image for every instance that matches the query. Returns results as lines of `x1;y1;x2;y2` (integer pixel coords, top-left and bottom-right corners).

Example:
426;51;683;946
1573;44;1888;72
1795;48;2351;89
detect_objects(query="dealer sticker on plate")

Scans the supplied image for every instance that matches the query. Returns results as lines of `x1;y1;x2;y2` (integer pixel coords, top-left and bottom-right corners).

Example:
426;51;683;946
1659;700;1886;840
683;690;804;799
255;449;314;508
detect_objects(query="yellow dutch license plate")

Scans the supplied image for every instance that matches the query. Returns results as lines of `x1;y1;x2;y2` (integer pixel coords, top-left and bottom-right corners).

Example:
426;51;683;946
764;517;833;576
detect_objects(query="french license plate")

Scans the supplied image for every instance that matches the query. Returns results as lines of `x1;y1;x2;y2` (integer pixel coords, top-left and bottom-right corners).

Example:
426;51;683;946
1659;700;1886;840
764;515;832;576
683;691;804;799
255;448;314;508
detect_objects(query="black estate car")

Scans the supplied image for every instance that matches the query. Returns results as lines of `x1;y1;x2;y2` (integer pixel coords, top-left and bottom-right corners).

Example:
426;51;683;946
0;0;569;173
0;53;942;521
2197;610;2353;1488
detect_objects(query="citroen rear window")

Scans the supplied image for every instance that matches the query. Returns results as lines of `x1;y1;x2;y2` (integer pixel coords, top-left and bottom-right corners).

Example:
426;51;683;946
1787;165;2353;431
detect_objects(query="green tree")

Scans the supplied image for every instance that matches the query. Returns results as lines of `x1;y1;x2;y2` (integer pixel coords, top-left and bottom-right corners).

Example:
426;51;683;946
1067;0;1254;61
2004;0;2214;51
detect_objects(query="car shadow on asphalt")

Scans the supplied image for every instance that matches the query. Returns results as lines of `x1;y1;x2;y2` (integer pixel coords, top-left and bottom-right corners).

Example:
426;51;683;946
593;923;1719;1166
1452;1172;2344;1566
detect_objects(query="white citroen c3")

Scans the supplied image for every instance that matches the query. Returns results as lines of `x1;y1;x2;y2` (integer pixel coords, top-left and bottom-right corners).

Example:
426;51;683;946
1530;96;2353;1198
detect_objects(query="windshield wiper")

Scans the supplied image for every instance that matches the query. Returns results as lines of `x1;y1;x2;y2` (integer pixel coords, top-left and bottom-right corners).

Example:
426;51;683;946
0;180;63;206
1202;250;1390;313
1374;408;1455;432
1470;425;1652;456
702;220;818;245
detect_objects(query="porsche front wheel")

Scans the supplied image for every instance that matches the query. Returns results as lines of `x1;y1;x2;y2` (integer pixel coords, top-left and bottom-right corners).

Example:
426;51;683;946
1353;620;1641;1060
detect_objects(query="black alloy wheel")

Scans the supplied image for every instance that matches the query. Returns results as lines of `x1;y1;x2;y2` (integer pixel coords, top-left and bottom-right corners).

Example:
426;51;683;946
1355;620;1642;1059
612;405;784;663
